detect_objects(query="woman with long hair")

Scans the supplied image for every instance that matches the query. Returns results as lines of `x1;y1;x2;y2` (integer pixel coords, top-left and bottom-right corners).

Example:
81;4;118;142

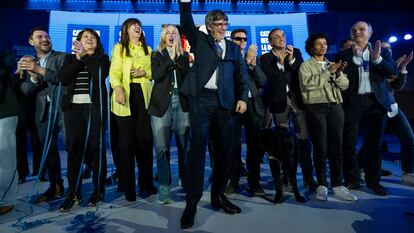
58;28;110;211
110;18;156;202
149;24;190;204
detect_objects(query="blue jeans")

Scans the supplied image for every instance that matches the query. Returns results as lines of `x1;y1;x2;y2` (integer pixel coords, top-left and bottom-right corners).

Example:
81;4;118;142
151;89;190;186
388;110;414;173
0;116;18;207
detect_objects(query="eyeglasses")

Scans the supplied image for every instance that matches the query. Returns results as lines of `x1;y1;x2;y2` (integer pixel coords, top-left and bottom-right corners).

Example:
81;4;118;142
233;37;248;42
211;22;230;28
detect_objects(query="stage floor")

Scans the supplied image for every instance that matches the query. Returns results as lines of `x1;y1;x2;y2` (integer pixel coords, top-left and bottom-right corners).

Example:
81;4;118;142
1;135;414;233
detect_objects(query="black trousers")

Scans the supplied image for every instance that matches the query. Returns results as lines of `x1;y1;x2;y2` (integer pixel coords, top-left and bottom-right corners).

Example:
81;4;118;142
36;102;63;186
116;84;154;196
64;104;107;198
185;89;234;204
16;104;43;178
343;94;387;185
305;103;344;187
229;98;264;187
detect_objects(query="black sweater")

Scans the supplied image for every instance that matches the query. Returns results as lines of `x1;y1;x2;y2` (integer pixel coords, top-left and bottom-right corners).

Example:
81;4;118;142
58;53;110;111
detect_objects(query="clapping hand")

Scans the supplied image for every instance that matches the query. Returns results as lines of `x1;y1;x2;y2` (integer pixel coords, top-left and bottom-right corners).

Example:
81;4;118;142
369;40;382;61
72;40;87;60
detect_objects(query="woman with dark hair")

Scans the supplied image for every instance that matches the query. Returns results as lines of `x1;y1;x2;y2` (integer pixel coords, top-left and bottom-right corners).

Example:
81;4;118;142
299;33;357;202
109;18;156;202
58;28;110;211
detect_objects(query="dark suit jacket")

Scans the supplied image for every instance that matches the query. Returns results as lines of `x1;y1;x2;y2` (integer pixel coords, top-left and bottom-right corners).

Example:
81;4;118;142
260;48;303;113
246;58;267;116
336;47;397;112
58;53;110;112
148;49;190;117
20;50;66;122
179;1;248;110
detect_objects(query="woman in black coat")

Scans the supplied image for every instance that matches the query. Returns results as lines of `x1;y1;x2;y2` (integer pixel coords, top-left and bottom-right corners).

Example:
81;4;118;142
58;28;110;211
148;24;190;204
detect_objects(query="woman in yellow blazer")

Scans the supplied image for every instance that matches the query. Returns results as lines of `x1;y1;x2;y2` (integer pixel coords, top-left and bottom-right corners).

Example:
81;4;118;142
109;18;156;202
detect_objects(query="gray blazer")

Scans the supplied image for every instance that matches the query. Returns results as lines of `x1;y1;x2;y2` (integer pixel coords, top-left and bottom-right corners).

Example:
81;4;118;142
20;50;66;122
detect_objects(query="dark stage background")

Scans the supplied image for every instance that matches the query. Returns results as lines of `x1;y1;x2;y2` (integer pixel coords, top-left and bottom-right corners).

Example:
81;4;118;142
1;0;413;120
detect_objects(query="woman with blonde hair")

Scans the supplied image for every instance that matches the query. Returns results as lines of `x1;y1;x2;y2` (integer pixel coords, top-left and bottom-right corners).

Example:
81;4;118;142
149;24;190;204
110;18;156;202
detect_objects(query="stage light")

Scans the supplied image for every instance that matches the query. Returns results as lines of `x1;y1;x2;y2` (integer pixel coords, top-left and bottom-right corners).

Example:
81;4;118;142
404;33;412;40
388;36;397;43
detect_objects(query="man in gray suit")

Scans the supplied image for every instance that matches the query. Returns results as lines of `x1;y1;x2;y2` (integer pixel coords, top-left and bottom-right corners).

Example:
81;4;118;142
18;27;66;203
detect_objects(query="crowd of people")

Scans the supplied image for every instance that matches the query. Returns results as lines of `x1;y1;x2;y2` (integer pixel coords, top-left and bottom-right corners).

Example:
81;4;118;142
1;0;413;229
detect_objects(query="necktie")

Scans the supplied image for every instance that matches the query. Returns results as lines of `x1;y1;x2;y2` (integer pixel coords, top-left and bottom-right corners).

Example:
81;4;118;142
215;41;223;58
215;41;223;86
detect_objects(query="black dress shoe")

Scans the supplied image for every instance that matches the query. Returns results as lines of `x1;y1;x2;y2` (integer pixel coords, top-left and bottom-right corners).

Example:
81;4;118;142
33;186;56;203
147;185;158;195
366;182;389;196
304;180;318;192
180;204;197;229
248;185;265;196
345;181;361;190
125;192;136;202
381;169;392;176
211;195;241;214
18;177;26;185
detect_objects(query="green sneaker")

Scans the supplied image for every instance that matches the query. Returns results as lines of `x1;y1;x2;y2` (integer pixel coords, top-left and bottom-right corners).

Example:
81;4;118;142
158;185;173;205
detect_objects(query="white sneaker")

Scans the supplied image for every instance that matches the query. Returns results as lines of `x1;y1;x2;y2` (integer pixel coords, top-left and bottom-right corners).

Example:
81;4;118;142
333;186;358;202
402;173;414;186
315;185;328;201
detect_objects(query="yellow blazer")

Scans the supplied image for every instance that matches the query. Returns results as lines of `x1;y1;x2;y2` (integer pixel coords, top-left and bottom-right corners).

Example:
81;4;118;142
109;43;152;117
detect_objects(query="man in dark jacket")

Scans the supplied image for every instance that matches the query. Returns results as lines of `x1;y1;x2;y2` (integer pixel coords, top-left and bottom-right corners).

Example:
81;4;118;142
17;27;66;203
178;0;249;229
260;28;316;191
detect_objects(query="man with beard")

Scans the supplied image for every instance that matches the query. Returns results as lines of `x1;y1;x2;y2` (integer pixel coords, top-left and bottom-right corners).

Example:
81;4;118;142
17;27;66;203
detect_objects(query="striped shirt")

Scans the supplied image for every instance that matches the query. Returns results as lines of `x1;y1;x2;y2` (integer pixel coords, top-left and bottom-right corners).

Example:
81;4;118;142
72;67;91;104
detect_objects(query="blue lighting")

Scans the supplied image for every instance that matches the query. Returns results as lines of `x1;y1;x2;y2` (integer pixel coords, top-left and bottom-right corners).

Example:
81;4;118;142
404;33;412;40
388;36;398;43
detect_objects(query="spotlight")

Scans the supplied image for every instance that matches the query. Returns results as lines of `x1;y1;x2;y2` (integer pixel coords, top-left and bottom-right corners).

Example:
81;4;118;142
388;36;398;43
404;33;412;40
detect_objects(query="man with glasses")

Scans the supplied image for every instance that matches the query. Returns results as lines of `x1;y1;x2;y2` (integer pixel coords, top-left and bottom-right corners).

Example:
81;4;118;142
178;0;248;229
260;28;317;192
225;28;267;196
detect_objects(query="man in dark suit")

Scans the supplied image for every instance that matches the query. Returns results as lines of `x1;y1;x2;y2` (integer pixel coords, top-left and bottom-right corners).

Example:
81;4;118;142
178;0;248;229
260;28;316;191
336;21;397;195
225;28;267;195
18;27;66;203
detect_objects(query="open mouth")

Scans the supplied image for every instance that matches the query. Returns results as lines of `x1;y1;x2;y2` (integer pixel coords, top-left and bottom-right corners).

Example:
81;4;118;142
169;38;174;43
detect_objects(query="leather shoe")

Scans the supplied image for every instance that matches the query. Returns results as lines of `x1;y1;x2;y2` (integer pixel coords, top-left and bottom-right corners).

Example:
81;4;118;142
211;195;241;214
366;182;389;196
381;168;392;176
0;205;14;215
345;181;361;190
180;204;197;229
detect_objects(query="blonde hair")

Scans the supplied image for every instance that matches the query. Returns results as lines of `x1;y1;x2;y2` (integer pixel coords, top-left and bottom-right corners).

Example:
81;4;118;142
157;24;183;58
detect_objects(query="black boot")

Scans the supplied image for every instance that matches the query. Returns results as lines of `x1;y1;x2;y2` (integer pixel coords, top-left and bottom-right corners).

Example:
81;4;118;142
269;159;284;203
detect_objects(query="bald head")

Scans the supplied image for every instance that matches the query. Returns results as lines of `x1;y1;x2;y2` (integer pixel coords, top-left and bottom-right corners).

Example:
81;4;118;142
350;21;373;47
